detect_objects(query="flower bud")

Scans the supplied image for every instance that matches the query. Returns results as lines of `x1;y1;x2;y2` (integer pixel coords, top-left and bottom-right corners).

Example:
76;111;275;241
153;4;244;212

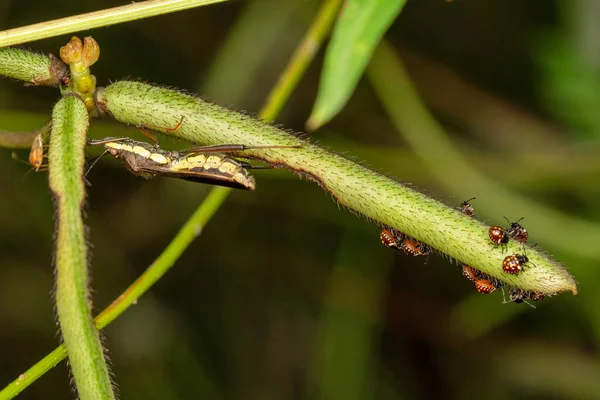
60;37;83;64
82;37;100;68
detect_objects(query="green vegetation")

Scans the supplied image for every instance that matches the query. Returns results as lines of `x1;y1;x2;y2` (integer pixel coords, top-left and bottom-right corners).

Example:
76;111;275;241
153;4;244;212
0;1;597;399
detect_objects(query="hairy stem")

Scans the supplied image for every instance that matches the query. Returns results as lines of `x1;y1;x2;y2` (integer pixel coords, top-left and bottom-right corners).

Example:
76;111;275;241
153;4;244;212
0;187;230;399
96;81;577;295
49;95;115;399
0;1;342;396
261;0;343;119
368;40;600;261
0;48;67;86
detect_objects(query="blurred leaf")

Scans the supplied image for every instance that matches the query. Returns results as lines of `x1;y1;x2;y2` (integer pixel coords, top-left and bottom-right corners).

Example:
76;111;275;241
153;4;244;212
307;0;406;130
306;229;391;400
537;32;600;140
201;0;308;105
497;342;600;400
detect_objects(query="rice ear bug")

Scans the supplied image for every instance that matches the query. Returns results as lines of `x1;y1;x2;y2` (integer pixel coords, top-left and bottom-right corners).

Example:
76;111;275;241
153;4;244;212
380;229;400;249
507;287;537;308
502;251;536;275
474;279;497;294
489;226;509;250
504;216;528;244
401;237;428;256
462;264;480;282
460;197;476;217
529;292;545;301
508;287;526;303
379;229;430;259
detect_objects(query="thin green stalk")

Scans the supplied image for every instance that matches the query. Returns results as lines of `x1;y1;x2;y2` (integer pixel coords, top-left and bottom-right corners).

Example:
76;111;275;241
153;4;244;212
96;80;577;295
48;95;115;400
0;121;50;149
261;0;343;119
0;347;67;400
90;0;342;330
0;0;229;48
0;1;337;396
0;48;67;86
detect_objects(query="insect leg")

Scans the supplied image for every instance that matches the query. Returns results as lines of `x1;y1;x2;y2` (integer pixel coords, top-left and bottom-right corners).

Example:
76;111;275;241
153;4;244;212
137;116;186;145
88;137;130;146
237;160;274;170
181;143;301;154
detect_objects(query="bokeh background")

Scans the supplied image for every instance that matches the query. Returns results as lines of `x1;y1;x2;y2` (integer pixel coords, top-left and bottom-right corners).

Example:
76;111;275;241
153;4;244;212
2;0;600;399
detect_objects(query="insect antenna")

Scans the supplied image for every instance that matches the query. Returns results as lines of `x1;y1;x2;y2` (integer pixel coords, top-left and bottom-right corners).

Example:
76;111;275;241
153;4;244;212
85;150;109;177
87;137;129;146
11;151;32;166
502;297;536;309
504;216;525;225
12;152;45;180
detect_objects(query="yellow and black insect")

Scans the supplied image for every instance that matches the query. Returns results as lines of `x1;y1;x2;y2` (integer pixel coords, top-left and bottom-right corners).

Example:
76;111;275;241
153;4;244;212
88;137;299;190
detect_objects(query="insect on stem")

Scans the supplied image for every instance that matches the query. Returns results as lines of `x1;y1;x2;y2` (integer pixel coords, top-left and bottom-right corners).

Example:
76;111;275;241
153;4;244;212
86;137;301;190
29;133;46;171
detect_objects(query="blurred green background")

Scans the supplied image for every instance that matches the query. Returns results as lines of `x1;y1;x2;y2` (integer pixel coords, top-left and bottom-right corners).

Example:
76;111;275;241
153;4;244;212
2;0;600;399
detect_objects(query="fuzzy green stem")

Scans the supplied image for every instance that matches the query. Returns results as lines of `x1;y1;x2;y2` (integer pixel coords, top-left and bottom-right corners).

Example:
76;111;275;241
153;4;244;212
0;0;228;48
0;2;339;395
0;48;67;86
0;187;229;399
49;96;115;399
96;81;577;295
368;40;600;261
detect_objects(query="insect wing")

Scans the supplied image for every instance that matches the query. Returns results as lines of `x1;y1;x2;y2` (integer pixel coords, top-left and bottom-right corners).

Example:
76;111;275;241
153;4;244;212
160;168;256;190
29;134;44;170
169;154;256;190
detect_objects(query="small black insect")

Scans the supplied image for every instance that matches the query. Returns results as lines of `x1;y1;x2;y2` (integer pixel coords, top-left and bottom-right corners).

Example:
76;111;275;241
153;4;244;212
460;197;476;217
504;216;528;244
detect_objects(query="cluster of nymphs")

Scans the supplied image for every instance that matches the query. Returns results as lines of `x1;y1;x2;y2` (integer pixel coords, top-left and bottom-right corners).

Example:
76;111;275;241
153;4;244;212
379;198;545;307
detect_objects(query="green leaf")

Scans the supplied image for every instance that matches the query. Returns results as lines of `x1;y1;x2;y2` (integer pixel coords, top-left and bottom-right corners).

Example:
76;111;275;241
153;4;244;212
307;0;407;130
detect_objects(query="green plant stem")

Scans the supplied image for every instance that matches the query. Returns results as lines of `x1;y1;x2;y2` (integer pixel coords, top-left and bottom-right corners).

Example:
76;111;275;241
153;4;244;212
0;48;67;85
261;0;343;119
0;0;229;48
48;95;115;400
367;40;600;261
0;187;229;400
0;1;338;396
0;347;67;400
96;80;577;295
0;121;50;149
